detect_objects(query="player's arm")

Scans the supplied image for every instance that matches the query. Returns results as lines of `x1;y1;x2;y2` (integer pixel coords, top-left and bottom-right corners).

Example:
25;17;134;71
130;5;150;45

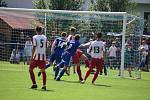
79;42;91;48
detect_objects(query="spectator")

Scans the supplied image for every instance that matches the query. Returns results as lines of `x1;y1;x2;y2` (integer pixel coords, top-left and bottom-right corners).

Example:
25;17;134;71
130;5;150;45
9;49;20;64
24;36;32;65
139;40;149;72
108;41;118;70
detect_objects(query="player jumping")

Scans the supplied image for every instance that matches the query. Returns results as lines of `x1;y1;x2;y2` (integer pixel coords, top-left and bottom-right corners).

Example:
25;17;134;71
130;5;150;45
54;34;80;81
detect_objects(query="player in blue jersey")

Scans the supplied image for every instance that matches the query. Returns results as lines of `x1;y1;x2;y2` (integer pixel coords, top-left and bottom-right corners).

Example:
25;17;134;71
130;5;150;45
38;32;67;77
54;34;80;81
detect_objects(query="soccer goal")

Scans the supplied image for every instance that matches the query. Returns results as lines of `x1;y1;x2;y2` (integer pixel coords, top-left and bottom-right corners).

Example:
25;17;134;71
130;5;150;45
0;7;144;77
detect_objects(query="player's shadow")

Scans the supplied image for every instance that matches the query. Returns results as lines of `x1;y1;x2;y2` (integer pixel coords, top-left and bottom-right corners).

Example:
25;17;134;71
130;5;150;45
61;80;80;84
93;84;111;87
29;88;55;92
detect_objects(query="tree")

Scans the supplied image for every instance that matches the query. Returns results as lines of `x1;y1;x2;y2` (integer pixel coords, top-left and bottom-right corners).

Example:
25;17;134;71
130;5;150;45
33;0;46;9
0;0;7;7
91;0;137;13
33;0;83;37
91;0;110;11
33;0;83;10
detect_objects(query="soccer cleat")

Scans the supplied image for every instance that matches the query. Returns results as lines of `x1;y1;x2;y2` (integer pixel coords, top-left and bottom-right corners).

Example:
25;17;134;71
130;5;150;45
41;86;46;90
38;71;41;77
30;84;37;89
65;71;70;76
54;77;56;80
80;80;85;84
56;77;60;81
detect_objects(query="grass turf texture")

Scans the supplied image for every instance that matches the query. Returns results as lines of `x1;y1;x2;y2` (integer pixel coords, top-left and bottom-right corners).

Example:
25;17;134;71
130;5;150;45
0;62;150;100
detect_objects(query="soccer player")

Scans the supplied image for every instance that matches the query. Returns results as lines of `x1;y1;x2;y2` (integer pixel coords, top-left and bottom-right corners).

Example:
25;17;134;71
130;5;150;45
81;32;106;85
29;26;47;90
72;49;90;81
54;34;80;81
38;32;67;77
66;27;76;75
67;27;76;42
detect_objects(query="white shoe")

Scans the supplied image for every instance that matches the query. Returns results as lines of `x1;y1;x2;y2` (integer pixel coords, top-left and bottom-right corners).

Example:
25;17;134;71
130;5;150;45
80;80;85;84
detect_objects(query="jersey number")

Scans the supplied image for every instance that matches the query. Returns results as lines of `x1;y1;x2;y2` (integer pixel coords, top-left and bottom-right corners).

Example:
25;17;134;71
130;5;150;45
40;39;44;48
58;41;65;48
94;46;100;53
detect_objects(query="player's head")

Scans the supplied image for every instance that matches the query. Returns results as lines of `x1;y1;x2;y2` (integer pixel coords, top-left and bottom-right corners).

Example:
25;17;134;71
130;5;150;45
35;26;42;34
96;32;102;39
74;34;80;40
61;32;67;38
70;27;76;34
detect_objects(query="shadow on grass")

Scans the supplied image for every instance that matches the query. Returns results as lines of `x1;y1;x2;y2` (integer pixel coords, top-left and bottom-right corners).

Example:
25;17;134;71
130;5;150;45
60;80;80;84
29;88;55;92
93;84;111;87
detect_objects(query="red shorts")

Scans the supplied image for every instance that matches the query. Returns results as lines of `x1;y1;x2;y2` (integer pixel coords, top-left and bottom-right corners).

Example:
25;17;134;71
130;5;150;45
90;58;103;71
72;49;83;64
29;60;46;69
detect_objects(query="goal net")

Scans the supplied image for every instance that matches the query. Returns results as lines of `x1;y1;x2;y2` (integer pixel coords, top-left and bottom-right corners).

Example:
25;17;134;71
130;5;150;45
0;8;144;77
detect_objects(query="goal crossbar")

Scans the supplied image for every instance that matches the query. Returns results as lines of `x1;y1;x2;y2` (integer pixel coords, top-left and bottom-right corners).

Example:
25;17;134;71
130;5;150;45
0;7;127;15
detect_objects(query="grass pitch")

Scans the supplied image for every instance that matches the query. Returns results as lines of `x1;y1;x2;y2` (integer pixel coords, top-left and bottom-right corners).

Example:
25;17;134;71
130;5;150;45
0;62;150;100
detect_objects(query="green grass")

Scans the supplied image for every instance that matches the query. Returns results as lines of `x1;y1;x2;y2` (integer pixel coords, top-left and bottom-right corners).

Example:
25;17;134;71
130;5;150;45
0;62;150;100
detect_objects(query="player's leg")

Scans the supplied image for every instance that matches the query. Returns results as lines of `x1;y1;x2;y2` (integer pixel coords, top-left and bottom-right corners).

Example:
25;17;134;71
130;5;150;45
29;60;37;89
81;54;90;68
81;58;95;84
56;54;71;81
92;58;103;84
66;59;71;75
54;61;65;80
38;55;55;77
40;62;47;90
76;63;83;81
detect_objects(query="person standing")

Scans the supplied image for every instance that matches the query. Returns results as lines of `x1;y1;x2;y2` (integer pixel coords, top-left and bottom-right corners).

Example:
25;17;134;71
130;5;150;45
24;36;32;65
29;26;47;90
108;41;118;69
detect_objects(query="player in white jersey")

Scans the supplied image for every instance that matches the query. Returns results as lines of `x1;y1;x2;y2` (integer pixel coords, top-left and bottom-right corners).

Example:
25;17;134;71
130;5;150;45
81;32;106;85
29;26;47;90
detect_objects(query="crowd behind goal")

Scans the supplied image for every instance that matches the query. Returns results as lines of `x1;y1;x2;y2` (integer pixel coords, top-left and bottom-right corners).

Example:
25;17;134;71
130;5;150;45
8;26;150;73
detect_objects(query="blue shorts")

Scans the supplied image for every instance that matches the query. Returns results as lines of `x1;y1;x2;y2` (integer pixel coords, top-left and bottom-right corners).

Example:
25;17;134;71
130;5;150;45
49;53;62;64
61;52;71;67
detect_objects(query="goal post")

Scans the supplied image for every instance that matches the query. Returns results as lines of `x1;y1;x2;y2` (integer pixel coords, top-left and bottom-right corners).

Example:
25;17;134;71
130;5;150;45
0;7;144;77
